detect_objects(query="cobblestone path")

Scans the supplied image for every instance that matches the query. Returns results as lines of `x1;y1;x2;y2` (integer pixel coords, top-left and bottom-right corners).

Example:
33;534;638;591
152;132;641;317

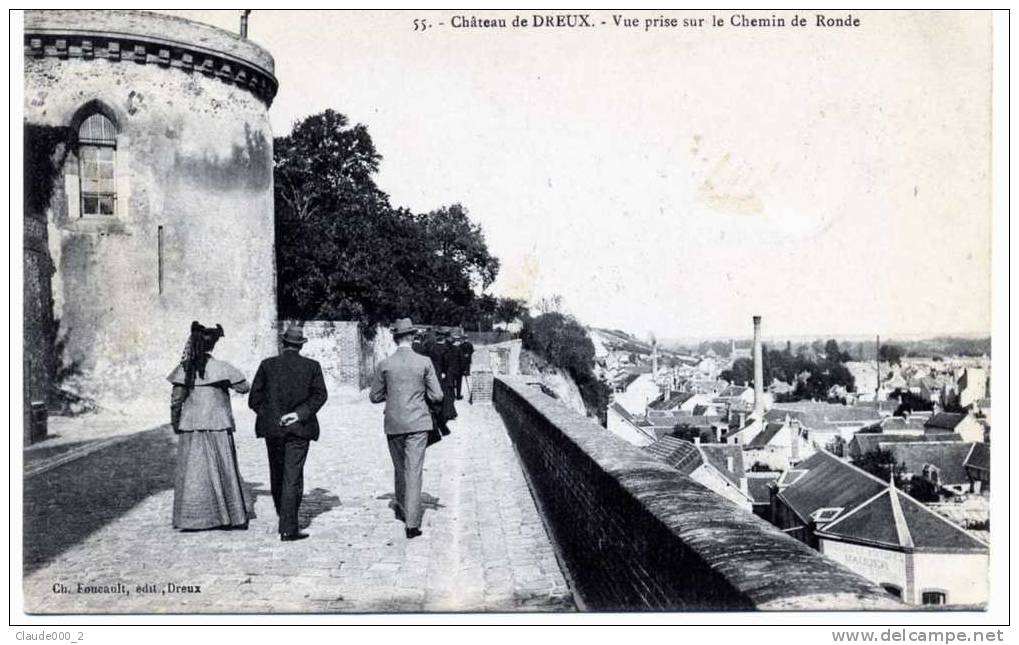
22;393;573;613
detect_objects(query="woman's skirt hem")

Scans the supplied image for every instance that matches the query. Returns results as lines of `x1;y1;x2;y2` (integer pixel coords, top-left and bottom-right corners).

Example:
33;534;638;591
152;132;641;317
173;429;249;530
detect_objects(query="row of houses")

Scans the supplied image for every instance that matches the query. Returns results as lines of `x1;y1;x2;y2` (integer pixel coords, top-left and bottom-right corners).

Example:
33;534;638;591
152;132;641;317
608;356;990;607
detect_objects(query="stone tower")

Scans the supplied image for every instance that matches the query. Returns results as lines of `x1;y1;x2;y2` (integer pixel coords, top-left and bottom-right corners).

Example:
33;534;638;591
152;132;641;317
23;10;279;416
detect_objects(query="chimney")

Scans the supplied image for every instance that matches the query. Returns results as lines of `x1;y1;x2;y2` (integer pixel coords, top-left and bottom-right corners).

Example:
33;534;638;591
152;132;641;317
651;338;659;375
789;419;800;463
876;334;882;401
240;10;252;38
753;315;764;419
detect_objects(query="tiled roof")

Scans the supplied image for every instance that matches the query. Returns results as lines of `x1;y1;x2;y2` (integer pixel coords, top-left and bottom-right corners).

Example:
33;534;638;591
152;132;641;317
719;385;751;398
699;444;745;488
850;432;961;456
776;452;886;525
747;422;785;449
648;391;695;411
883;442;975;486
819;485;987;552
777;469;807;487
767;402;882;431
610;402;635;423
746;472;780;504
643;436;703;476
925;412;966;431
964;443;989;472
877;416;928;432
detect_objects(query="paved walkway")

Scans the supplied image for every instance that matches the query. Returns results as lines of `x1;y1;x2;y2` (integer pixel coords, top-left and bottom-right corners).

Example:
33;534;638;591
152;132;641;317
22;393;573;613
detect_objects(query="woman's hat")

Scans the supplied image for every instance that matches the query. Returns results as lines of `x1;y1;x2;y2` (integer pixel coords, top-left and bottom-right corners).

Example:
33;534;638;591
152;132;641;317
390;318;419;337
280;324;308;345
191;321;224;338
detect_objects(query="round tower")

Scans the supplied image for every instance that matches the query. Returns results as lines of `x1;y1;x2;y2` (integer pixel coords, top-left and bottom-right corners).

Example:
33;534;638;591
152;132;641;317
24;10;279;413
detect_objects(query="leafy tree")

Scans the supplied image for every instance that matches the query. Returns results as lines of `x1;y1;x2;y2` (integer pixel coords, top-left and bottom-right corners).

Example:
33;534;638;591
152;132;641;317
825;435;847;457
879;344;905;365
851;449;907;486
274;110;501;330
891;389;934;417
672;424;705;443
824;339;852;363
521;312;610;421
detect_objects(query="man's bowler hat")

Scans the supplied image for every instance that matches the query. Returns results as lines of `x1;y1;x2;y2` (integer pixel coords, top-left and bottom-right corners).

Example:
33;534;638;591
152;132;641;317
280;324;308;345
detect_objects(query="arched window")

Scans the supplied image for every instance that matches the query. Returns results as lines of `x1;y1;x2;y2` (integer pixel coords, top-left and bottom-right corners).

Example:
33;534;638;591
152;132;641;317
881;584;903;600
77;112;117;217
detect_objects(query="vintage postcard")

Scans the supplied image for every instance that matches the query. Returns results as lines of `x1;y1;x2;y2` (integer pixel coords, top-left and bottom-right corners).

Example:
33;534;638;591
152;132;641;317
13;8;1005;626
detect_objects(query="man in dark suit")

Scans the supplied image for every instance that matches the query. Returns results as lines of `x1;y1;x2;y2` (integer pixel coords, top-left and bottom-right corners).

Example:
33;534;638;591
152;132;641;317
370;318;444;539
248;324;328;542
459;335;474;403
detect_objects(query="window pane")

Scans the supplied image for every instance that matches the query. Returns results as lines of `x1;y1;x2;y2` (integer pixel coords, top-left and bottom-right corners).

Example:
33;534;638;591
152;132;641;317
922;592;946;605
82;195;98;216
98;196;115;215
81;176;100;193
78;140;117;217
79;113;116;145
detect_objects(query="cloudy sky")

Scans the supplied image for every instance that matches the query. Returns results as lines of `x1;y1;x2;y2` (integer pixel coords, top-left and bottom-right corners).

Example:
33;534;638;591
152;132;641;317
173;10;992;340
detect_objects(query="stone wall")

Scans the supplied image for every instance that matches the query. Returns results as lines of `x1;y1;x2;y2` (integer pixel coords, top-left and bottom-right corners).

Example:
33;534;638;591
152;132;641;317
492;376;901;611
279;321;363;392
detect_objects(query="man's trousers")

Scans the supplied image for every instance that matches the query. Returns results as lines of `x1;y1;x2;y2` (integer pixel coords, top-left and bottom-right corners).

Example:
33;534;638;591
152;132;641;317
386;431;429;529
265;435;310;535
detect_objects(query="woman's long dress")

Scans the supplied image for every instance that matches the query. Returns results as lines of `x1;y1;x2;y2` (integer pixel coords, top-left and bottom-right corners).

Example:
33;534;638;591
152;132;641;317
168;357;250;530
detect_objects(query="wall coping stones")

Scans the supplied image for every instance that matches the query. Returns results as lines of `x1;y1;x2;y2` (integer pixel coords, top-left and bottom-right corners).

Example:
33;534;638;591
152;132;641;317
494;375;902;611
25;10;278;106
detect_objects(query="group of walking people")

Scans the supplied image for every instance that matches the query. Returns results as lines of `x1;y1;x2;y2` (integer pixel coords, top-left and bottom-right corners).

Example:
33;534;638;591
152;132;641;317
167;318;471;542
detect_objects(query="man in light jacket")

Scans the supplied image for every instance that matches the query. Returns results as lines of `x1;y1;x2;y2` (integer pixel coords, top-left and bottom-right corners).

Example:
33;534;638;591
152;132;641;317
369;318;444;539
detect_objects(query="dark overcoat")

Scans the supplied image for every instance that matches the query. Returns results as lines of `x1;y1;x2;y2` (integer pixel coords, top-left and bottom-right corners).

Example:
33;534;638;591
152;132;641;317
248;350;328;441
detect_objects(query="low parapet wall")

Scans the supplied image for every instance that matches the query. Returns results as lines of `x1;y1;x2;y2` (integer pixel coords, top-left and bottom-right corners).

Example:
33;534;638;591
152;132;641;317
493;376;901;611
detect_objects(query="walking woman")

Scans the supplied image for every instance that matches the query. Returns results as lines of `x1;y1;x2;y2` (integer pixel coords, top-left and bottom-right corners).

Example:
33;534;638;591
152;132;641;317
167;321;250;530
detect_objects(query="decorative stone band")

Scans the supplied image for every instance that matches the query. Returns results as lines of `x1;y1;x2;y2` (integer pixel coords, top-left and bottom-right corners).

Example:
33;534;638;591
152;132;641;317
24;10;277;106
493;375;902;611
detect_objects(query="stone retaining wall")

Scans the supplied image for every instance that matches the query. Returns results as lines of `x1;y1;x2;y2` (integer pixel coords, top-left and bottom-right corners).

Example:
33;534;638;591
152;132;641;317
493;376;901;611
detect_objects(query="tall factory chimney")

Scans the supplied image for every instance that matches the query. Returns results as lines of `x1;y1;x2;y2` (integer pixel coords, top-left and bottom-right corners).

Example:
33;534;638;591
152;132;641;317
651;337;659;375
753;315;764;418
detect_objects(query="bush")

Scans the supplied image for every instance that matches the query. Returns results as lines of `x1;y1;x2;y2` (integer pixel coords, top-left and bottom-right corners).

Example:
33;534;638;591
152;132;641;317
522;312;610;422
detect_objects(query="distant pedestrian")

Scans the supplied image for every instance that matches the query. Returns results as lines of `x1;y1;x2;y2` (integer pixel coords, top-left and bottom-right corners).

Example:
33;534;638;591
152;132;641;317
457;334;474;402
369;318;445;539
436;332;459;422
167;321;250;531
248;324;328;542
447;335;466;401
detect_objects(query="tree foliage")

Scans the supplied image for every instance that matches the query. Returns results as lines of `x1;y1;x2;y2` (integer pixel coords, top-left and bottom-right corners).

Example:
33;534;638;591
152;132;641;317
878;343;905;365
719;340;856;402
851;449;907;486
274;110;508;329
521;312;611;423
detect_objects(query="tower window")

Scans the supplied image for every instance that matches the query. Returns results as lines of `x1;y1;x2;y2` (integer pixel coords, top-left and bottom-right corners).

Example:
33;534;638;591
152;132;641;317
922;590;947;605
77;112;117;217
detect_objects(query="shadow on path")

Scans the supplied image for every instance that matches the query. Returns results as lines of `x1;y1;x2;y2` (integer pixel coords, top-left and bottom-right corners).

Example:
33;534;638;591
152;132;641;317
377;492;445;521
23;426;177;574
299;487;342;530
243;483;341;530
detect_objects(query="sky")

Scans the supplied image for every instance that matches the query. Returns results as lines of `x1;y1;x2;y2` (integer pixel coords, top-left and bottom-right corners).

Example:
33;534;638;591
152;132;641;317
172;10;992;340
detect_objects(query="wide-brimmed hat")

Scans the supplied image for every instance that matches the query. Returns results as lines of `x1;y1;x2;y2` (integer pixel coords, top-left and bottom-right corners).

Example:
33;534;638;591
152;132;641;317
390;318;419;337
279;324;308;345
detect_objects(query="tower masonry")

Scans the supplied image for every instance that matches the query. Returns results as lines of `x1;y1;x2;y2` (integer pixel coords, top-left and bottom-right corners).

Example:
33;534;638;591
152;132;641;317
24;10;279;414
